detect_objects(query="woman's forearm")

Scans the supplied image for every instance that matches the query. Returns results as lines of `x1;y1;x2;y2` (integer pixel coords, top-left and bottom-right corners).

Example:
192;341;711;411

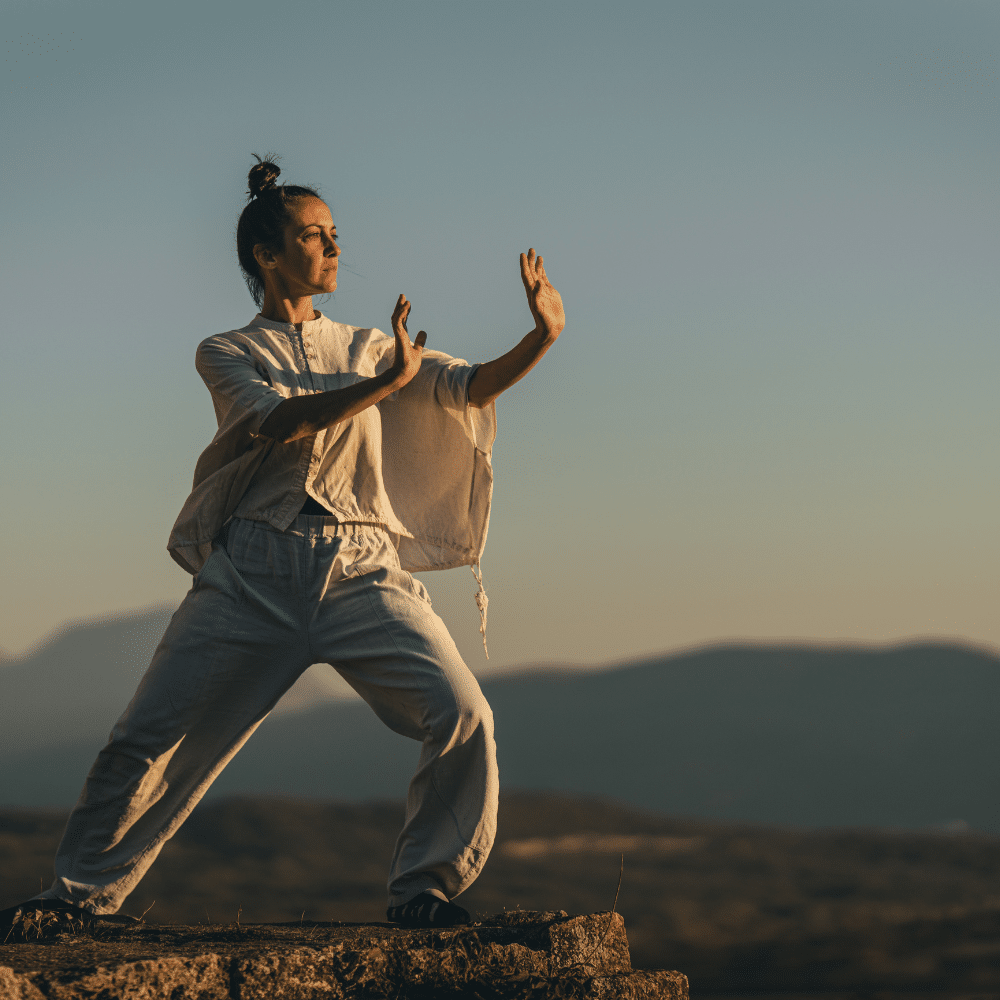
260;297;428;443
258;369;405;443
467;327;559;409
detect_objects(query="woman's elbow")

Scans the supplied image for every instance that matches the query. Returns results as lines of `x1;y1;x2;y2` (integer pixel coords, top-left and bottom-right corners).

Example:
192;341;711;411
257;416;297;444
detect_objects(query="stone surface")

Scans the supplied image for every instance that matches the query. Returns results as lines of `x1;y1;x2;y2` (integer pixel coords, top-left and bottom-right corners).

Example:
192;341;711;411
0;910;687;999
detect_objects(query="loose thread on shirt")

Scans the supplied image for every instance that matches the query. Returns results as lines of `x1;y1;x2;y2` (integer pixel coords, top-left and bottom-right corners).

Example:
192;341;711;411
471;562;489;659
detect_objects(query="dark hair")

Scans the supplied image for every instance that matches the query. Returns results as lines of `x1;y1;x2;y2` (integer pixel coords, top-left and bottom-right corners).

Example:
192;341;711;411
236;155;322;308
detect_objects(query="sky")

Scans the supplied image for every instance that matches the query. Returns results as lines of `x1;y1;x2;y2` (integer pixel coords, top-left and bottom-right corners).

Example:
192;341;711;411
1;0;998;679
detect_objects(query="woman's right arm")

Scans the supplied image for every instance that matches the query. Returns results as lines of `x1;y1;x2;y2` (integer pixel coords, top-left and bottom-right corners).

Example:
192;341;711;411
258;295;427;444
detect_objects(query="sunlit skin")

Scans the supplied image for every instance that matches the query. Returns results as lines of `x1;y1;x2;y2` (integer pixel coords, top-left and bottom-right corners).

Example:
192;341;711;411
256;197;342;321
256;197;565;444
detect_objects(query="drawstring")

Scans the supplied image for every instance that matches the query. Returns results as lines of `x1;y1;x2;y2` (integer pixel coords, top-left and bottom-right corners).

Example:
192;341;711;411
471;562;489;659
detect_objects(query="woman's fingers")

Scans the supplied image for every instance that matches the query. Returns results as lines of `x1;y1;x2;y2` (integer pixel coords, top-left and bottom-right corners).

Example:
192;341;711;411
521;249;543;295
518;248;563;336
392;294;411;334
387;295;426;384
520;249;543;323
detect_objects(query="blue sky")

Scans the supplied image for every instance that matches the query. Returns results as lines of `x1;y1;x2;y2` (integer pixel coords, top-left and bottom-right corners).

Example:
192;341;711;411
2;0;997;673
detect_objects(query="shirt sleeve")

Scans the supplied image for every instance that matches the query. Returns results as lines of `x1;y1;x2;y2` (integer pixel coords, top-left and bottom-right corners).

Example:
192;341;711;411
196;335;286;439
396;351;495;452
378;347;497;571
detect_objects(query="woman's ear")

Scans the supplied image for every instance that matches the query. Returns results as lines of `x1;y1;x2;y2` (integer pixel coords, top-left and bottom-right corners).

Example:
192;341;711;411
253;244;278;270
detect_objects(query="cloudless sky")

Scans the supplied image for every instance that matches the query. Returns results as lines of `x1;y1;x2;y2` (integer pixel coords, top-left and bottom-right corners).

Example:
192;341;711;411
2;1;997;677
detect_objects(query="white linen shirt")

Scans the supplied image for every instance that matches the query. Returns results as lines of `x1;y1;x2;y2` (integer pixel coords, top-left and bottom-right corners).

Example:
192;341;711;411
167;312;496;576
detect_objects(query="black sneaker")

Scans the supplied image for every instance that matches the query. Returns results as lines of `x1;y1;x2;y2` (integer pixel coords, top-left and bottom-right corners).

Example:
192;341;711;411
386;892;471;928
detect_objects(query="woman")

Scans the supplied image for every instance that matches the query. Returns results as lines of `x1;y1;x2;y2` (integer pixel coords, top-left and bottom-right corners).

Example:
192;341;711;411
1;157;564;930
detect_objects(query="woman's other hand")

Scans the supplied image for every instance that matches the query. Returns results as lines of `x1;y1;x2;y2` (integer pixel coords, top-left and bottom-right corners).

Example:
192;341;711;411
390;294;427;387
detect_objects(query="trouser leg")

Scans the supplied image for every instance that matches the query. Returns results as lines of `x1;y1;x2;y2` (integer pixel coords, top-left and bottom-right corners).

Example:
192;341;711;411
45;532;309;913
308;525;499;907
43;516;498;914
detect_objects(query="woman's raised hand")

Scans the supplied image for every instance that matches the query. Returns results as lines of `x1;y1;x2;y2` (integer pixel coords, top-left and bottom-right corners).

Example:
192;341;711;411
389;294;427;387
520;249;565;343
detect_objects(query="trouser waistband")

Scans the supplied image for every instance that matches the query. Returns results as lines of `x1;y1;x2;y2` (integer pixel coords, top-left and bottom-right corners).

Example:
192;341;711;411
227;515;392;541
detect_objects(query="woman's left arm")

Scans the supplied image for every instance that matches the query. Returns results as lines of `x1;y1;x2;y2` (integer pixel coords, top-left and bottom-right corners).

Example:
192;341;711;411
467;249;565;409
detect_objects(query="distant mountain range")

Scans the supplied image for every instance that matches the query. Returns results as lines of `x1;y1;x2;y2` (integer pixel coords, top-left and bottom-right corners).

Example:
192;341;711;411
2;607;999;830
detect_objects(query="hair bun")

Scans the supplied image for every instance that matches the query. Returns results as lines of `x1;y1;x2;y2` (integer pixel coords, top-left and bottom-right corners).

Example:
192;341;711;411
247;155;281;199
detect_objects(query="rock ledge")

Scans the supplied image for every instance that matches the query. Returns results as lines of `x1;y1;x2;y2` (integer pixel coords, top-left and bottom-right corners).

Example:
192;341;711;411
0;910;686;999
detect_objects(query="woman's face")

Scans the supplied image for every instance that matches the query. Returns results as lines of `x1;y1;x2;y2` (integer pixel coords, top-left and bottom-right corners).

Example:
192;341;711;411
257;196;340;298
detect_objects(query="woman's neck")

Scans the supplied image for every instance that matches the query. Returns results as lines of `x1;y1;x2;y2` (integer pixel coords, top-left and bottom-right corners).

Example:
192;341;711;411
260;292;318;328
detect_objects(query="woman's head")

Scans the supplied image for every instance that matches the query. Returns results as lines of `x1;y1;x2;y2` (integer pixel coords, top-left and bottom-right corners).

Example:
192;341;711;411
236;156;337;308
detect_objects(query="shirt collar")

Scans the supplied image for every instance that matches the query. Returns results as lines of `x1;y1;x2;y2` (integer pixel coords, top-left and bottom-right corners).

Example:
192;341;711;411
247;311;329;336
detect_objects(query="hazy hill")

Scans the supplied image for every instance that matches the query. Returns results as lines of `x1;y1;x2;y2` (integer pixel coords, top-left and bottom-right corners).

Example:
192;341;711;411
2;608;999;830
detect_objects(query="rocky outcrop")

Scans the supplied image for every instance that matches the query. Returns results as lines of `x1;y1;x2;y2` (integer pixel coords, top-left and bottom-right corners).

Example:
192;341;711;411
0;910;687;999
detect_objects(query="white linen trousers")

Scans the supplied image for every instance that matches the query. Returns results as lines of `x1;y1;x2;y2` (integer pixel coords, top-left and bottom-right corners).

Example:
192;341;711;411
42;515;499;914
